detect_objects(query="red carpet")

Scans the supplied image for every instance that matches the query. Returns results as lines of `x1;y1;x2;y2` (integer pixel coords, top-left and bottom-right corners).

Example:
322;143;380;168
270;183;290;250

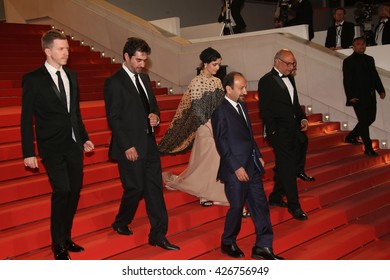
0;22;389;260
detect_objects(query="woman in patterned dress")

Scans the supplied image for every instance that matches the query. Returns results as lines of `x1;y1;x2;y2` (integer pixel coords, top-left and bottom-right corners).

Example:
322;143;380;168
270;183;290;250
158;47;228;207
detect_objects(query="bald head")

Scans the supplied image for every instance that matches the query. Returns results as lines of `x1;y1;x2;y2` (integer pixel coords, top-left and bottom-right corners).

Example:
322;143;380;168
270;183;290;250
274;49;297;76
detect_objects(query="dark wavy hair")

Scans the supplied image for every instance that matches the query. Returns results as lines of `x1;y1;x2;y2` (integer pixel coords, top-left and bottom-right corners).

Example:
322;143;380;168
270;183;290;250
199;47;221;69
123;37;151;60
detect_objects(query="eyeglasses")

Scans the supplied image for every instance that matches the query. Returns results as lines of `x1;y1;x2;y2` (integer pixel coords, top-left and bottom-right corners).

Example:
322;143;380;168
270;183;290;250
278;58;297;67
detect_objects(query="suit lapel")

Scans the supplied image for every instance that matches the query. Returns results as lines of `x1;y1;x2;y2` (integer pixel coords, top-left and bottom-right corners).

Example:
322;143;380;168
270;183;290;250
240;102;253;135
119;68;142;97
139;73;153;101
224;99;249;130
271;68;294;105
64;68;75;111
42;66;63;105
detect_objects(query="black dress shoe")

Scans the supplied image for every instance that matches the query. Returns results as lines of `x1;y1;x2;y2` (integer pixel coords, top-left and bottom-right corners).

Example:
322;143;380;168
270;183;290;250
113;225;133;236
364;150;379;157
251;246;284;260
269;200;288;208
149;238;180;250
296;172;315;181
345;137;362;145
221;242;245;258
52;245;71;260
65;240;84;252
288;208;308;221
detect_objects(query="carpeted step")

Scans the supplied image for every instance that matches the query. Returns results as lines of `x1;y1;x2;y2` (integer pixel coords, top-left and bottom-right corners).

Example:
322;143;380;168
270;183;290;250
0;51;102;61
304;164;390;206
161;136;388;186
193;198;390;260
0;88;22;97
340;233;390;260
105;195;320;260
350;204;390;237
0;176;124;230
0;23;51;34
295;150;389;192
0;96;21;107
0;80;19;88
0;38;85;48
0;161;119;204
281;224;378;260
193;208;346;260
0;145;192;204
1;190;197;260
323;182;390;222
0;66;112;83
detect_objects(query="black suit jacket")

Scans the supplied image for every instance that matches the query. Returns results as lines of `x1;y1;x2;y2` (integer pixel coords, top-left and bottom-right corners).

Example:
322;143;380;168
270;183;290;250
343;52;385;106
258;68;306;138
325;21;355;49
21;66;89;158
374;19;390;45
104;68;160;160
211;98;263;183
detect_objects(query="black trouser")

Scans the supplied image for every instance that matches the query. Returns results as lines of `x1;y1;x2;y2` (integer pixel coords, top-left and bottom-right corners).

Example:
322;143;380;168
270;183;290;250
268;129;303;211
113;135;168;243
43;141;83;246
222;165;273;248
348;101;377;152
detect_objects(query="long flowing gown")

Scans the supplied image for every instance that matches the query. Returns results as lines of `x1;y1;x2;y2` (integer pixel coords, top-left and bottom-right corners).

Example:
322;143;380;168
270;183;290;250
158;71;228;204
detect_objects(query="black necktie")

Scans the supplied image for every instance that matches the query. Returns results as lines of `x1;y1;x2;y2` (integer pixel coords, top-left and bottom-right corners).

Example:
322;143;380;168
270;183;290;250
236;103;248;127
56;71;67;110
135;74;153;133
134;74;150;114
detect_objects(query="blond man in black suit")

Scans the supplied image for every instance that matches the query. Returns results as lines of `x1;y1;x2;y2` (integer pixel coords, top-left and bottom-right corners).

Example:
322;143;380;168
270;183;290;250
21;30;94;260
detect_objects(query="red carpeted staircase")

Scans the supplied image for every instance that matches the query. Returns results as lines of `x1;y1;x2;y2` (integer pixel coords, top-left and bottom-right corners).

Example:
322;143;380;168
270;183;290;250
0;22;389;260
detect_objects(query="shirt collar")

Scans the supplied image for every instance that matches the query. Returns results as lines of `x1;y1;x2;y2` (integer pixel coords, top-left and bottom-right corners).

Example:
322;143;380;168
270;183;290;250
274;67;286;78
45;61;63;75
225;95;239;108
122;63;137;79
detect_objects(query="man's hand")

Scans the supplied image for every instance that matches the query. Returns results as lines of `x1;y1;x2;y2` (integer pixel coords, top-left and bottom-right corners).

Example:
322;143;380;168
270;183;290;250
380;92;386;99
235;167;249;182
259;157;265;168
24;156;38;169
125;147;138;162
83;140;95;153
301;119;309;131
148;113;160;127
349;98;359;104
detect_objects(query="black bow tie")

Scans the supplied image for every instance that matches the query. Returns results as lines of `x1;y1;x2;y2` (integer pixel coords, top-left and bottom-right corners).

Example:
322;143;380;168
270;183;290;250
280;75;289;78
335;24;342;27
